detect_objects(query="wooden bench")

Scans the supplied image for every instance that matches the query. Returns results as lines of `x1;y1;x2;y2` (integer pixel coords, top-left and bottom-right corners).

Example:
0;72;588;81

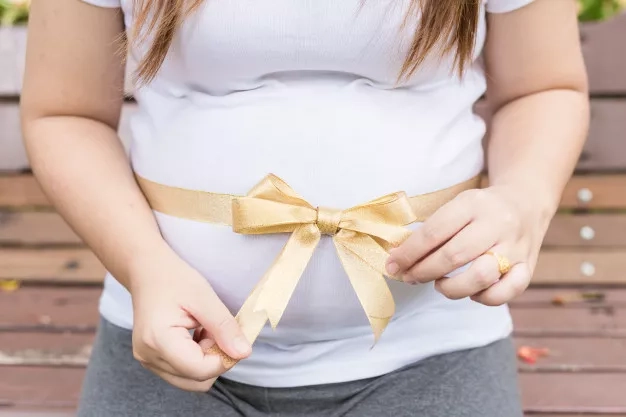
1;12;626;416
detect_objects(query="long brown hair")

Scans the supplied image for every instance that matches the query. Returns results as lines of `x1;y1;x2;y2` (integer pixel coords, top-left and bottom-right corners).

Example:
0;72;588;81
131;0;480;84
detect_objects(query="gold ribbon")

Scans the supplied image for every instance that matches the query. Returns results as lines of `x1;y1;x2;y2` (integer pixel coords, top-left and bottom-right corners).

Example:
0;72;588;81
136;174;481;367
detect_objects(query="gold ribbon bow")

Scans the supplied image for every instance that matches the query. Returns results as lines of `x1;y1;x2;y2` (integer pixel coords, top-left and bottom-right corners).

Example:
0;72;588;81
231;175;417;350
135;173;481;367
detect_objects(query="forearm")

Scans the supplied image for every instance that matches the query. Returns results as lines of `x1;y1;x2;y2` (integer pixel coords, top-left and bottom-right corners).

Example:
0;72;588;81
486;89;589;223
23;116;171;290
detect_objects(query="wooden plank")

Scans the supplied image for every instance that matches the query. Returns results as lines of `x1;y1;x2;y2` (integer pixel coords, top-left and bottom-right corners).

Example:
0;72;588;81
3;331;623;372
544;214;626;248
0;212;81;246
521;373;626;414
534;250;626;285
0;102;135;172
512;288;626;306
0;247;623;285
0;367;83;409
0;102;27;172
5;211;626;249
0;287;100;332
0;333;93;367
476;100;626;172
560;176;626;210
0;175;48;207
511;307;626;337
581;12;626;95
3;99;626;172
2;174;626;209
578;100;626;171
2;286;625;336
2;367;626;412
0;249;104;283
515;337;626;372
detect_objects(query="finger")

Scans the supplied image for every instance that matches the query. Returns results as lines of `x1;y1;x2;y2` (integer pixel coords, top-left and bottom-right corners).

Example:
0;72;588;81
403;220;498;283
471;262;531;306
434;252;504;300
186;287;252;360
144;363;216;392
386;191;475;276
156;326;227;382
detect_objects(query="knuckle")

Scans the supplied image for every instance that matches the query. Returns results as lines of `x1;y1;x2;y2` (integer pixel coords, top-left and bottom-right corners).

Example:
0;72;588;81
215;314;237;334
132;349;147;364
501;211;520;229
405;267;425;283
442;247;465;267
511;276;529;296
421;225;441;245
465;189;485;204
141;332;158;350
479;294;506;307
189;369;215;382
473;266;496;288
199;379;216;392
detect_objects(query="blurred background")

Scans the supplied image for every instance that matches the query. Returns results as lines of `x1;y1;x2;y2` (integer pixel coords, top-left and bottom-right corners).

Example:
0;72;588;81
1;0;626;415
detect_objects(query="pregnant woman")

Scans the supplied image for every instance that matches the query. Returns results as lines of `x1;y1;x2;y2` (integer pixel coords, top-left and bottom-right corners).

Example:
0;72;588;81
21;0;588;416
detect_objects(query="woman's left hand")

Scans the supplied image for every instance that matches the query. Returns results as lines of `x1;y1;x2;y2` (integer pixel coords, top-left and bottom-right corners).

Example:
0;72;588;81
385;184;554;306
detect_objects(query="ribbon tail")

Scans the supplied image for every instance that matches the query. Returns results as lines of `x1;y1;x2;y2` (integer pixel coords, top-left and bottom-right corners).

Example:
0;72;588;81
209;224;320;369
333;234;395;343
250;224;321;329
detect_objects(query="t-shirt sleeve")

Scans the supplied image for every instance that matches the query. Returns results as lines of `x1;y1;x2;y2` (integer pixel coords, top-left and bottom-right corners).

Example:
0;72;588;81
79;0;121;8
485;0;534;13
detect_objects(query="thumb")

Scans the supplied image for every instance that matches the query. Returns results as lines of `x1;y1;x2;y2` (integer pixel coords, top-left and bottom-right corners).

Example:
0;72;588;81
187;286;252;360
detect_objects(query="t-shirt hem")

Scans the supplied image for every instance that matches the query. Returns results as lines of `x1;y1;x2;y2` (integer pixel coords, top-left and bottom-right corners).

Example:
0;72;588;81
222;309;513;387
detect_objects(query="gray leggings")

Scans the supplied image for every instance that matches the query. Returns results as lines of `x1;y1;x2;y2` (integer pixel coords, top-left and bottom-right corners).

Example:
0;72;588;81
77;318;523;417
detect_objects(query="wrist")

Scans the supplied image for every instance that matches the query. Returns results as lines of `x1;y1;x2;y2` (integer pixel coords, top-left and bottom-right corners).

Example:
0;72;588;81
125;239;179;292
489;177;559;230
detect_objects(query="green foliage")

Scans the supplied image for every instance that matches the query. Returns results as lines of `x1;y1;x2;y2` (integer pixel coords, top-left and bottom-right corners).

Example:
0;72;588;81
0;0;29;26
578;0;626;21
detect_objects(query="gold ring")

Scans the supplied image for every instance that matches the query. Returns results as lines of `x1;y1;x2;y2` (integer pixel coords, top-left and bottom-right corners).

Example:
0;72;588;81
486;251;512;275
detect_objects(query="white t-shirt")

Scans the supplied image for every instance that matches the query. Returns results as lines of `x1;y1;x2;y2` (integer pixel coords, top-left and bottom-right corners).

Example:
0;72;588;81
83;0;533;387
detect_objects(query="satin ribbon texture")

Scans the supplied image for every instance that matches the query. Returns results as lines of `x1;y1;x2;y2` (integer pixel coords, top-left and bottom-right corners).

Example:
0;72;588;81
135;173;481;368
229;175;417;353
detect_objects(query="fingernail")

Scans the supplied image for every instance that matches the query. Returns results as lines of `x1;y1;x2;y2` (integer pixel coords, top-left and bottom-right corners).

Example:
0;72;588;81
233;336;251;356
386;262;400;276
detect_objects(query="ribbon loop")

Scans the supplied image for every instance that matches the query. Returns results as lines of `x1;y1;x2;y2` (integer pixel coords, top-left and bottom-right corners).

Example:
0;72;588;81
316;206;342;235
228;175;417;351
134;172;482;368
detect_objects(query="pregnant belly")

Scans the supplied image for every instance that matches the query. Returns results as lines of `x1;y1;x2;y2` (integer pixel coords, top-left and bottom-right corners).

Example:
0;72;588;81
155;212;440;344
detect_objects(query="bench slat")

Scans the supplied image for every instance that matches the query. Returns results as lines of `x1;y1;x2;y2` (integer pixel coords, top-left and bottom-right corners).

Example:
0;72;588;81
2;287;625;335
1;248;626;284
4;211;626;248
0;249;104;283
2;367;626;412
2;331;624;372
3;174;625;209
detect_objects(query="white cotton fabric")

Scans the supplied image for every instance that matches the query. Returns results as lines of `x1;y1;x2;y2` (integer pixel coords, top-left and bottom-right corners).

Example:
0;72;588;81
82;0;534;387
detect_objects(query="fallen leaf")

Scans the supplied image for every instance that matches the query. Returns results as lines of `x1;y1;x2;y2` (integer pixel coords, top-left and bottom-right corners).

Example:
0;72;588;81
551;293;581;306
581;291;605;303
0;279;20;292
517;346;550;364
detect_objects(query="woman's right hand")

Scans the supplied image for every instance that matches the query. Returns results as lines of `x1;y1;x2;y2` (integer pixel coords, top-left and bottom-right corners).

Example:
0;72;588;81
129;248;252;392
